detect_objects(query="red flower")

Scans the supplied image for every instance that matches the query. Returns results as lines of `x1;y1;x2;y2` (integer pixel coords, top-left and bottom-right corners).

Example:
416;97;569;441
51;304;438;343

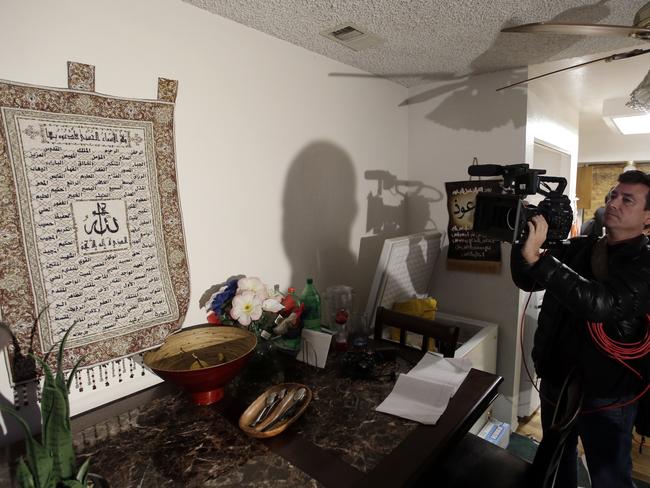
280;294;297;315
293;303;305;323
206;310;221;325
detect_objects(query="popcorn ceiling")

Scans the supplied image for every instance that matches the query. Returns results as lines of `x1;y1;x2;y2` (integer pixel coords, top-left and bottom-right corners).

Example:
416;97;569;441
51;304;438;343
184;0;647;87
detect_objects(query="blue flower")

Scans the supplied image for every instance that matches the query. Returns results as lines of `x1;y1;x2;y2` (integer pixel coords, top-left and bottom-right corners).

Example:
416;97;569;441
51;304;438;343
210;279;238;314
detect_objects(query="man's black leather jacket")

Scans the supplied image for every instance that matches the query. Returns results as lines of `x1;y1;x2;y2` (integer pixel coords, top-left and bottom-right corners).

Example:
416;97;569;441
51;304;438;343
511;234;650;397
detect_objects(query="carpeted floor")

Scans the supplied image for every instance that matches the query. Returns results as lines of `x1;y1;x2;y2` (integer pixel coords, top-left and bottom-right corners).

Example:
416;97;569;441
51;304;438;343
507;432;650;488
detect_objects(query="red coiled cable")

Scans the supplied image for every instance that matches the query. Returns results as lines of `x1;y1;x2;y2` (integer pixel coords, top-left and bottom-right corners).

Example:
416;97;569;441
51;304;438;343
583;314;650;413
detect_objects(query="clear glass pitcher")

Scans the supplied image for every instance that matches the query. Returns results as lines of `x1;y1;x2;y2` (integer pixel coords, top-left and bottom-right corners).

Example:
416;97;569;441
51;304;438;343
324;285;354;348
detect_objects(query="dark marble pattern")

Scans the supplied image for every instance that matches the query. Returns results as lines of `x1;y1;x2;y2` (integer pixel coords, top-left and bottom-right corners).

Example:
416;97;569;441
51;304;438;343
296;364;416;472
74;391;318;487
231;350;418;474
4;348;417;487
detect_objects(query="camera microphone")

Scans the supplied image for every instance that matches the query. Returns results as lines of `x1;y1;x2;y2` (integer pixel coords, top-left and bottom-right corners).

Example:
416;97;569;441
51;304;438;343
467;164;504;177
365;170;390;179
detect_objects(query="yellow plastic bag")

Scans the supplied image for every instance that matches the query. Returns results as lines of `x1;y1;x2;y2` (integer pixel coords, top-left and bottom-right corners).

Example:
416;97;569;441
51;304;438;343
391;298;438;351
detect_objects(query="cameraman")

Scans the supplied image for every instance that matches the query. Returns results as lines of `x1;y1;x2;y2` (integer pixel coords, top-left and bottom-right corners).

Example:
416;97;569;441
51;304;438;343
511;170;650;488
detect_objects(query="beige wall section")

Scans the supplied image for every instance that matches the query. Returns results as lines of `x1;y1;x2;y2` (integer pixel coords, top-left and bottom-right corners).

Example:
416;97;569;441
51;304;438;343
579;117;650;164
404;59;581;427
520;66;580;427
0;0;410;306
525;74;580;203
0;0;409;420
406;69;528;427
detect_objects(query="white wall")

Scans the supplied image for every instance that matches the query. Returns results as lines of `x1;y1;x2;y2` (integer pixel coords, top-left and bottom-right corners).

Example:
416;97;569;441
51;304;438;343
573;44;650;164
520;66;580;425
526;74;580;202
579;115;650;163
0;0;408;439
405;68;580;427
406;69;528;426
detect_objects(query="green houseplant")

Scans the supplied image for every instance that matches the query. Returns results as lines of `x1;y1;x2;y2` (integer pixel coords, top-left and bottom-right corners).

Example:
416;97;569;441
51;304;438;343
1;325;91;487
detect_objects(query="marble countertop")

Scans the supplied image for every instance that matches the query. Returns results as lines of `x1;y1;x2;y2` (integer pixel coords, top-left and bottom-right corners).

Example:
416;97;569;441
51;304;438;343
69;349;417;487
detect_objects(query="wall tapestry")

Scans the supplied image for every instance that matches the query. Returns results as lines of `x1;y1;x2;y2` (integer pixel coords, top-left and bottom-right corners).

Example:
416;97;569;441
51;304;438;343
0;62;189;375
445;180;502;273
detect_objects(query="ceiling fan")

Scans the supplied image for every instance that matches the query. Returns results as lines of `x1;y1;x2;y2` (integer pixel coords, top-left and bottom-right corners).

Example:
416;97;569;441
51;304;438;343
499;2;650;111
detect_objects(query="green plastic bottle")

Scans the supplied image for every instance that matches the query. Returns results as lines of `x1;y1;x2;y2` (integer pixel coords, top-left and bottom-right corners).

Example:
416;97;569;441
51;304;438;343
301;278;321;331
274;287;302;356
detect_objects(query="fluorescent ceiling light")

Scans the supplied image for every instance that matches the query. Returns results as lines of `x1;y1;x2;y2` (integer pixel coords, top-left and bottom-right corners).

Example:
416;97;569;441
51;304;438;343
611;114;650;135
602;97;650;135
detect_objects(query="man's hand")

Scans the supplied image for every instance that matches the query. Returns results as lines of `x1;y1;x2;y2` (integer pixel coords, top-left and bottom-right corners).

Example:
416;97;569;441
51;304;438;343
522;215;548;265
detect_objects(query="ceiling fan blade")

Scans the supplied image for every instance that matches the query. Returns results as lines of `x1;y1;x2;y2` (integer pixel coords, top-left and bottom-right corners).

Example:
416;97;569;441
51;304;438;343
328;72;465;81
502;22;650;39
330;73;428;78
496;48;650;92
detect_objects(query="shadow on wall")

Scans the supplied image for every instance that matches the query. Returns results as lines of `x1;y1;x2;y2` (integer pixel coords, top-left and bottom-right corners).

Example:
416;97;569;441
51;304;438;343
0;353;41;449
282;149;446;315
356;170;444;309
400;0;614;132
0;384;41;448
0;323;43;447
283;142;358;293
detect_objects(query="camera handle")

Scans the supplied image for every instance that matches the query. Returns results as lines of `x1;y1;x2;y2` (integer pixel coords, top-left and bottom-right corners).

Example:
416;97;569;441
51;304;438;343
538;176;567;197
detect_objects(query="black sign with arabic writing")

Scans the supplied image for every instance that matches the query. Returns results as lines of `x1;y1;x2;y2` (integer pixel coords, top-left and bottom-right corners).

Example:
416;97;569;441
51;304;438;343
445;180;501;267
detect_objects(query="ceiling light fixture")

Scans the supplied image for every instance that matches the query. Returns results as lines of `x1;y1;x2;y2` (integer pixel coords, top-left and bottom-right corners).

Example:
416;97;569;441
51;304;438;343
603;97;650;135
624;160;638;171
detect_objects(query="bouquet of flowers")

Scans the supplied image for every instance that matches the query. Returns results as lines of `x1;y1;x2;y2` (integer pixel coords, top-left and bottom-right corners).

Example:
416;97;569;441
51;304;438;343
202;276;305;354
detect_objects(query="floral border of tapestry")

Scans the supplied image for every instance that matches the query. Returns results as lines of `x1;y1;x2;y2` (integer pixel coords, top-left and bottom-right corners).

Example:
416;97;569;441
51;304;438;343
0;70;189;373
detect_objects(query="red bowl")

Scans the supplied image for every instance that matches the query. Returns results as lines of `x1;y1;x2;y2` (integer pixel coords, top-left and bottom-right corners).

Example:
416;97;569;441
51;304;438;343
143;324;257;405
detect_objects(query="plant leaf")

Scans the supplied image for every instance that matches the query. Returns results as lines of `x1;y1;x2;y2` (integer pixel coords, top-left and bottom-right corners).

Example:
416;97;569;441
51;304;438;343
75;457;91;484
56;325;75;383
16;458;35;488
31;354;56;449
5;324;80;488
59;480;85;488
55;326;76;424
0;407;52;487
42;385;75;480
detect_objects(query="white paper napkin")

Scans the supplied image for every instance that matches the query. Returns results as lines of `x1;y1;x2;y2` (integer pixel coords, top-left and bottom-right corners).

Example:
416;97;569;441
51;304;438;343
375;353;472;424
407;354;472;396
375;374;455;424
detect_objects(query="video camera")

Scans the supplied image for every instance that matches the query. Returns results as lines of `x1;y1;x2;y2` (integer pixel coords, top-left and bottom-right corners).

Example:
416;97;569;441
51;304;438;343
468;163;573;247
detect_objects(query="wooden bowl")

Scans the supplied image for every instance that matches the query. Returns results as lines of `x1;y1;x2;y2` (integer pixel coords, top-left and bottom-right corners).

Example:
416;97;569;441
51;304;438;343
239;383;312;438
143;324;256;405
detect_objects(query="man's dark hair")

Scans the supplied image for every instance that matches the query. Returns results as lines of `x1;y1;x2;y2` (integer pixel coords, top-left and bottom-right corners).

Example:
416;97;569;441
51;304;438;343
618;170;650;210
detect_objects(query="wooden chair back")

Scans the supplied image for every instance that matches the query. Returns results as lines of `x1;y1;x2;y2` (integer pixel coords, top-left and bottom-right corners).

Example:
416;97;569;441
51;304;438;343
373;306;460;357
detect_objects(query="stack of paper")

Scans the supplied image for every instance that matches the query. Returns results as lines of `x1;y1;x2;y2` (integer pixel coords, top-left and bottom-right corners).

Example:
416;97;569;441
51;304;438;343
408;354;472;395
375;354;472;425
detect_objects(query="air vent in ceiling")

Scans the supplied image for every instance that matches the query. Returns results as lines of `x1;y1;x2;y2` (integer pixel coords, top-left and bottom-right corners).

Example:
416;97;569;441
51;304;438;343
320;23;384;51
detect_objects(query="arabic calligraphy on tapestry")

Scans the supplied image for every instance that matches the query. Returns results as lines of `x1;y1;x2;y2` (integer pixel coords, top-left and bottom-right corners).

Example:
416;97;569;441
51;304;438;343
3;108;177;351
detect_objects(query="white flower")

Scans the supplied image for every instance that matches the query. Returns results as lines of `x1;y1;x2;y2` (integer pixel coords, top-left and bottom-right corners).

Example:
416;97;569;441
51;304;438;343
262;298;284;313
230;291;263;326
237;277;268;300
266;286;288;302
